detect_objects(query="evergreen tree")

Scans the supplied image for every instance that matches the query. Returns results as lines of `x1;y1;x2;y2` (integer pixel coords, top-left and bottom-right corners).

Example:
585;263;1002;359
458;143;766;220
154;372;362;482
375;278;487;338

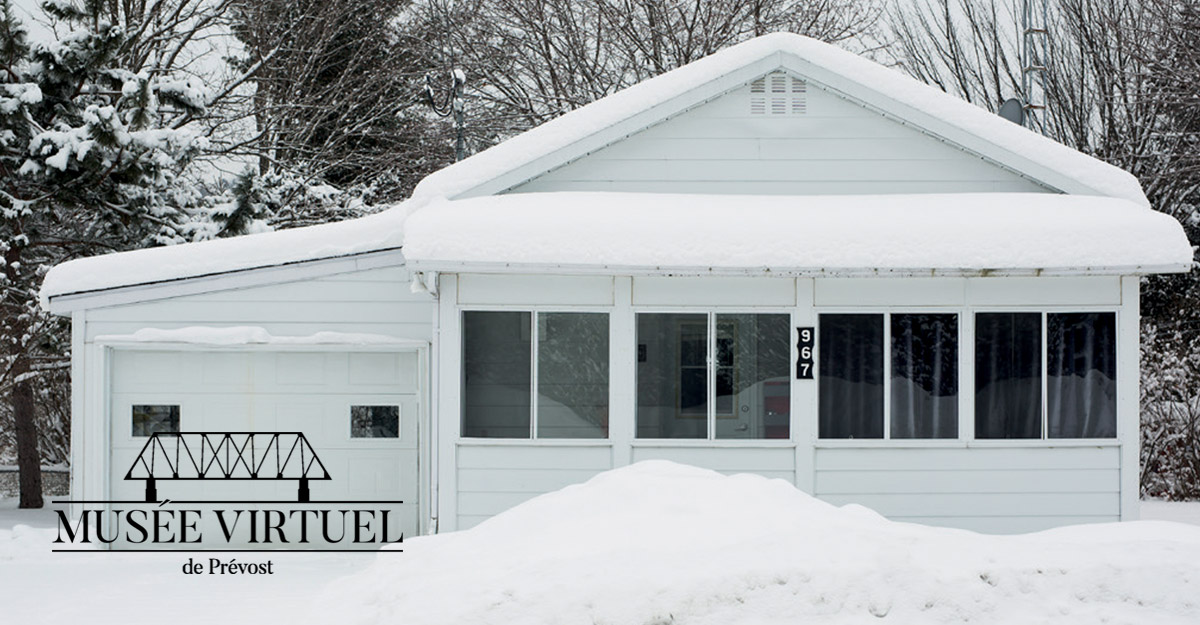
0;0;206;507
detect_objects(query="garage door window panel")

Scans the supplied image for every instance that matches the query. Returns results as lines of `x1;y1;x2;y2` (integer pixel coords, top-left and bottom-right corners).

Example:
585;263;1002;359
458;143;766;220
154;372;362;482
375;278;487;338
351;405;400;438
132;404;180;437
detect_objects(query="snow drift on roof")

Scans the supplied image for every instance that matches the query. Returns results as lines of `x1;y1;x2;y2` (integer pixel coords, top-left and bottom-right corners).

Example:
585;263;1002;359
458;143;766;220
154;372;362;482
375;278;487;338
402;192;1192;274
40;205;408;305
410;32;1149;207
318;460;1200;625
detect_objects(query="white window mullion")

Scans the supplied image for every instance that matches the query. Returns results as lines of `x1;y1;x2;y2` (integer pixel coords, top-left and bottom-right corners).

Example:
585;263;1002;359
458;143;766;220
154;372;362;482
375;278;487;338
960;309;974;441
708;311;717;440
530;311;539;439
1041;311;1049;440
882;313;891;440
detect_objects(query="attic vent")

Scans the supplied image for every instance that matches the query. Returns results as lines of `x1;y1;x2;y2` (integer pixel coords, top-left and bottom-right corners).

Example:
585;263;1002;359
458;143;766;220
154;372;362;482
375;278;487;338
750;72;807;116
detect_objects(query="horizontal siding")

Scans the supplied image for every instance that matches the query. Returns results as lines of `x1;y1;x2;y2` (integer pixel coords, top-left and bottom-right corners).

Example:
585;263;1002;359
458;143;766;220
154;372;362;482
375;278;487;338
814;446;1120;471
815;468;1120;494
535;158;1018;183
456;444;613;526
513;179;1047;195
631;446;795;480
458;467;605;493
508;76;1050;196
456;444;613;470
814;447;1121;533
85;266;434;342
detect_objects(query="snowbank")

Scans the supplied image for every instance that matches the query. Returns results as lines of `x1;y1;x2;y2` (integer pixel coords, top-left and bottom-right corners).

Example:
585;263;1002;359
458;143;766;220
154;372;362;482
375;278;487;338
410;33;1148;208
403;192;1192;274
320;461;1200;625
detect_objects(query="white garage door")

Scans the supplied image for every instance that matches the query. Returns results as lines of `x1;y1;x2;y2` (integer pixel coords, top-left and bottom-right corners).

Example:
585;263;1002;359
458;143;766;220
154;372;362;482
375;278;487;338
109;348;421;549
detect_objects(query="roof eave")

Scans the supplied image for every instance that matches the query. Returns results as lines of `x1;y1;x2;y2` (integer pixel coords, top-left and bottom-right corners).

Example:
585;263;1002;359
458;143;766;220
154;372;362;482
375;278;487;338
405;259;1190;278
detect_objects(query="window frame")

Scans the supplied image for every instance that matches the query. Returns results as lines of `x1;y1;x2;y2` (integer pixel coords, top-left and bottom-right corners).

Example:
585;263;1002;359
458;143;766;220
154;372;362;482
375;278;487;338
460;305;613;440
633;307;796;442
816;308;965;441
971;307;1120;443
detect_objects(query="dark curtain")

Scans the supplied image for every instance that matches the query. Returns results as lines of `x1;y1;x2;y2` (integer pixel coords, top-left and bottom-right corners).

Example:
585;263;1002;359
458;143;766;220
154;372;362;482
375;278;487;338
819;314;884;438
891;314;958;438
975;313;1042;439
1047;313;1117;438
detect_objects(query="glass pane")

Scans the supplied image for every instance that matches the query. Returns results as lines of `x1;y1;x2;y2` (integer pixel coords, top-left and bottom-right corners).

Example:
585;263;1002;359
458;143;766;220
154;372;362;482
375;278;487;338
351;405;400;438
975;313;1042;439
715;314;791;440
818;314;884;439
637;313;708;439
463;311;531;438
1048;313;1117;438
537;313;610;439
132;405;180;437
891;314;958;439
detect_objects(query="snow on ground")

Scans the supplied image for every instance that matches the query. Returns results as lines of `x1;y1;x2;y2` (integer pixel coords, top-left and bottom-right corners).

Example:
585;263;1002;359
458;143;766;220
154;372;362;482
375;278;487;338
1142;499;1200;526
319;461;1200;625
0;498;374;625
3;464;1200;625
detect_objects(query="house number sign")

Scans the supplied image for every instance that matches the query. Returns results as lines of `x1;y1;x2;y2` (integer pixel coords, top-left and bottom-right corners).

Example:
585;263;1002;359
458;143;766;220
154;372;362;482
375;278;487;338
796;327;814;380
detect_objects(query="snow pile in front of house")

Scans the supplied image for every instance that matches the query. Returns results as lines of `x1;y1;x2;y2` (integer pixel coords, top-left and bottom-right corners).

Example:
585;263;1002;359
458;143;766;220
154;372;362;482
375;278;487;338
319;461;1200;625
403;192;1192;272
39;204;410;305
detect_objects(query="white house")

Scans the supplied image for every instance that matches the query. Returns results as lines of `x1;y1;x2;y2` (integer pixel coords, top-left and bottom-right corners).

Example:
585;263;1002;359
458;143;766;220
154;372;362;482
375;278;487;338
41;33;1192;544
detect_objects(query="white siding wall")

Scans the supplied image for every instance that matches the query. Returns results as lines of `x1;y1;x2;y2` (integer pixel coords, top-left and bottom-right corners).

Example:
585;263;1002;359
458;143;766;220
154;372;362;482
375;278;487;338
813;447;1121;533
455;444;614;529
84;266;433;341
508;73;1051;196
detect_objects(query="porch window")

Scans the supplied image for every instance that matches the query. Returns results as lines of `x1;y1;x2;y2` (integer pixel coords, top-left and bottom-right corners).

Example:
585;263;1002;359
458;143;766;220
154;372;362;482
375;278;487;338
636;313;790;439
818;313;959;439
975;312;1116;439
462;311;609;439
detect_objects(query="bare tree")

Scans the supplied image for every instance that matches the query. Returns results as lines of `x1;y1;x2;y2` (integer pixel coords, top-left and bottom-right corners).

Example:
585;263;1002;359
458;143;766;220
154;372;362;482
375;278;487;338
225;0;453;204
408;0;883;147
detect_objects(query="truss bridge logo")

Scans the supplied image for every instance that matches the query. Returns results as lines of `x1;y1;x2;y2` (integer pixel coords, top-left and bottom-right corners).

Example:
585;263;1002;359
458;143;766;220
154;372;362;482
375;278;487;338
126;432;331;503
53;431;405;552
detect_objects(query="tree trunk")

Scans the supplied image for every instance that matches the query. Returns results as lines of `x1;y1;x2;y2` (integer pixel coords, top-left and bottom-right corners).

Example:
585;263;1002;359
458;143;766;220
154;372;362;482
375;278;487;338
12;356;43;509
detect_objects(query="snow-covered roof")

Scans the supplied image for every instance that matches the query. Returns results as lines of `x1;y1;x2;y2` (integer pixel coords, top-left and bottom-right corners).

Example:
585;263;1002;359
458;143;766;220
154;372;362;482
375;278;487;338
41;33;1181;311
411;33;1149;207
40;206;408;307
402;192;1192;276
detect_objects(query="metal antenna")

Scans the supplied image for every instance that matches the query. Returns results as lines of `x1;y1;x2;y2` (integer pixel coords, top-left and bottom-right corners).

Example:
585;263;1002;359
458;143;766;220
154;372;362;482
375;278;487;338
1021;0;1050;133
425;70;467;162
